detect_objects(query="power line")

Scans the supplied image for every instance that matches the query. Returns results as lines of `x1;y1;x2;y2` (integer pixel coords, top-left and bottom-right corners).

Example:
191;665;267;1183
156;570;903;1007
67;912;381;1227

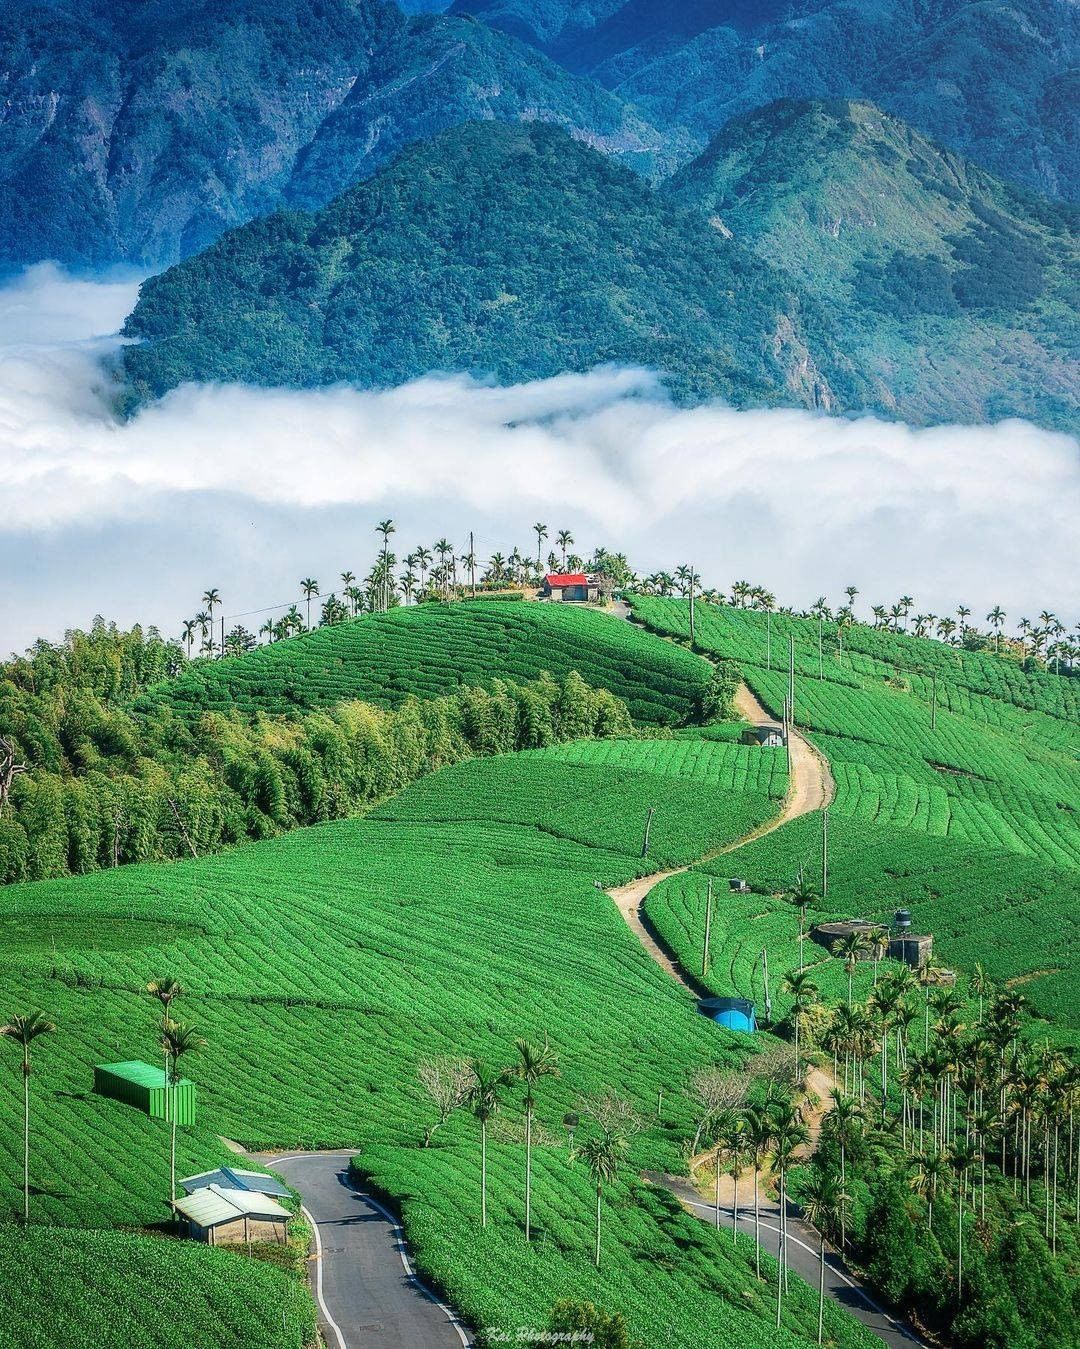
220;599;304;622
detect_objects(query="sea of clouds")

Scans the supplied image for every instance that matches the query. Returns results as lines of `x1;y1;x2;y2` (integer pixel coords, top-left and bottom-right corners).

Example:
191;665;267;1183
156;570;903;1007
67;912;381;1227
1;263;1076;654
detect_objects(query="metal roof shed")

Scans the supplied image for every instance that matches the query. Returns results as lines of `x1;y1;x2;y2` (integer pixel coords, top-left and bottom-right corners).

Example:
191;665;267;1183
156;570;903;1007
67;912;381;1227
172;1185;291;1246
93;1060;196;1124
180;1167;290;1198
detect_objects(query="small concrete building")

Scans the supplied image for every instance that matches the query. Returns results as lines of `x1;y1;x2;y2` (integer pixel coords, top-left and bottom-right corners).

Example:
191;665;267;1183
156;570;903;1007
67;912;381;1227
888;932;934;969
542;572;599;602
741;724;785;748
172;1184;290;1246
810;919;880;957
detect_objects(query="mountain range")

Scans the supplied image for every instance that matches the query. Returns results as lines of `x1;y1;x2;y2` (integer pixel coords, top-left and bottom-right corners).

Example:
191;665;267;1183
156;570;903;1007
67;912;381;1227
3;0;1077;432
448;0;1080;203
2;0;1077;273
0;0;682;268
120;107;1078;430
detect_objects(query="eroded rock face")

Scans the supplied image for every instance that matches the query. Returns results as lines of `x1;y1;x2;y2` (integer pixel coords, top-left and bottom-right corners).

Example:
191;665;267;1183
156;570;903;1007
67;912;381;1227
0;0;681;269
0;0;395;268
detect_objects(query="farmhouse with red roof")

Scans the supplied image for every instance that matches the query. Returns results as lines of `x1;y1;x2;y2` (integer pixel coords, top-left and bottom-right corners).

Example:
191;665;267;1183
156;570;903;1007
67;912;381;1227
541;572;599;603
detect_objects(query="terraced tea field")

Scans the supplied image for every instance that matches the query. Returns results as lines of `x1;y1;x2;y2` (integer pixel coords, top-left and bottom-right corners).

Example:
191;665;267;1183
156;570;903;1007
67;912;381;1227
0;1224;316;1348
361;1141;878;1349
0;732;875;1347
631;597;1078;724
631;598;1080;1032
137;603;712;726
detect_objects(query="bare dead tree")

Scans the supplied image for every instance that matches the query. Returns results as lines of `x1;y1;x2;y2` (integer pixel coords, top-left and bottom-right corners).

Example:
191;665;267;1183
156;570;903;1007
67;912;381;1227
579;1090;644;1142
418;1055;472;1146
166;798;198;858
0;736;27;817
688;1066;752;1156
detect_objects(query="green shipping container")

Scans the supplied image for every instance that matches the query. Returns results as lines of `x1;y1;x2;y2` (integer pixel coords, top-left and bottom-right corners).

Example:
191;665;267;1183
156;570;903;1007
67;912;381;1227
93;1060;196;1125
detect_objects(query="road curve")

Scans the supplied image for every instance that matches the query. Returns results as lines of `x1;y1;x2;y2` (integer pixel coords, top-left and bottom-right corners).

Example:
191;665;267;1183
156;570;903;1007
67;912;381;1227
256;1151;469;1349
648;1172;924;1348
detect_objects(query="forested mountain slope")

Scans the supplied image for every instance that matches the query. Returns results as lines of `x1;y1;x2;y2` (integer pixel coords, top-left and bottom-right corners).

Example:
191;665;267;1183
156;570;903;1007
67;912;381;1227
667;100;1080;430
119;113;1078;430
119;121;862;413
0;0;679;268
452;0;1080;202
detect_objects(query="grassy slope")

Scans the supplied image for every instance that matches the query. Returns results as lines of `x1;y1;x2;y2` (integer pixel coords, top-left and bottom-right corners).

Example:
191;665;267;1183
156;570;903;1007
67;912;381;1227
630;597;1080;1035
0;731;882;1347
136;602;712;726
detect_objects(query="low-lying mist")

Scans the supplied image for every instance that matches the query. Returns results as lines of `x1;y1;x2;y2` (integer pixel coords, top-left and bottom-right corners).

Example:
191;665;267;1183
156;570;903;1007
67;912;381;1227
2;264;1077;654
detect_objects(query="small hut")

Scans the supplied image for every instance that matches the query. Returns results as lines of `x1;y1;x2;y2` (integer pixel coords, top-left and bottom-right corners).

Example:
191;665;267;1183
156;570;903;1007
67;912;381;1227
171;1184;290;1246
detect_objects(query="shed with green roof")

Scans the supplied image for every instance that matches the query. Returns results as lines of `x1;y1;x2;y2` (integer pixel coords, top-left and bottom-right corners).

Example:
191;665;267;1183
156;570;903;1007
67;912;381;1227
93;1060;196;1124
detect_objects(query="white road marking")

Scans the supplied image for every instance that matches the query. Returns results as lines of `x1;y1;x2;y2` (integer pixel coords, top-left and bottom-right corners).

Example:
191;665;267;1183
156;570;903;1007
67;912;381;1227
269;1152;471;1348
363;1192;472;1348
684;1199;918;1338
300;1200;348;1349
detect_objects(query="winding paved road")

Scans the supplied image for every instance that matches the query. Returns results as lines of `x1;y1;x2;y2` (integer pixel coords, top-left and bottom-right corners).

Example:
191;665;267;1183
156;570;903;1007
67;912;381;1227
605;671;924;1345
649;1172;923;1348
256;1151;470;1349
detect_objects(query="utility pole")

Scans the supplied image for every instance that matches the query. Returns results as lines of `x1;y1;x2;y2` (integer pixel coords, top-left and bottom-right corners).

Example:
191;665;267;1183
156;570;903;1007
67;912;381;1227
470;530;476;598
822;808;829;897
701;877;713;977
642;806;655;859
818;614;823;679
783;697;792;777
766;609;772;671
931;674;938;732
220;615;225;658
761;947;772;1024
689;564;696;648
788;634;796;724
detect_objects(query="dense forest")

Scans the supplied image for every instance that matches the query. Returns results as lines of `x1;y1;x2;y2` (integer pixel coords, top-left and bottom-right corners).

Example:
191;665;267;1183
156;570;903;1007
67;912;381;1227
119;121;859;415
0;620;632;883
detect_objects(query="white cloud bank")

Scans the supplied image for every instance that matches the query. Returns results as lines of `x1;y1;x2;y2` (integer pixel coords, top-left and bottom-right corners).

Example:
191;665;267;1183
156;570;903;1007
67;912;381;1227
2;263;1077;651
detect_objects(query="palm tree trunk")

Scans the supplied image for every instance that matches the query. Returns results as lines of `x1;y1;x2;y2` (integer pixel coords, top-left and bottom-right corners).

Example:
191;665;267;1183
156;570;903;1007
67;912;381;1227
22;1052;30;1224
840;1144;846;1248
754;1163;761;1278
732;1167;739;1245
525;1103;532;1241
714;1150;721;1230
594;1180;602;1269
481;1118;488;1228
776;1172;784;1330
957;1183;963;1302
